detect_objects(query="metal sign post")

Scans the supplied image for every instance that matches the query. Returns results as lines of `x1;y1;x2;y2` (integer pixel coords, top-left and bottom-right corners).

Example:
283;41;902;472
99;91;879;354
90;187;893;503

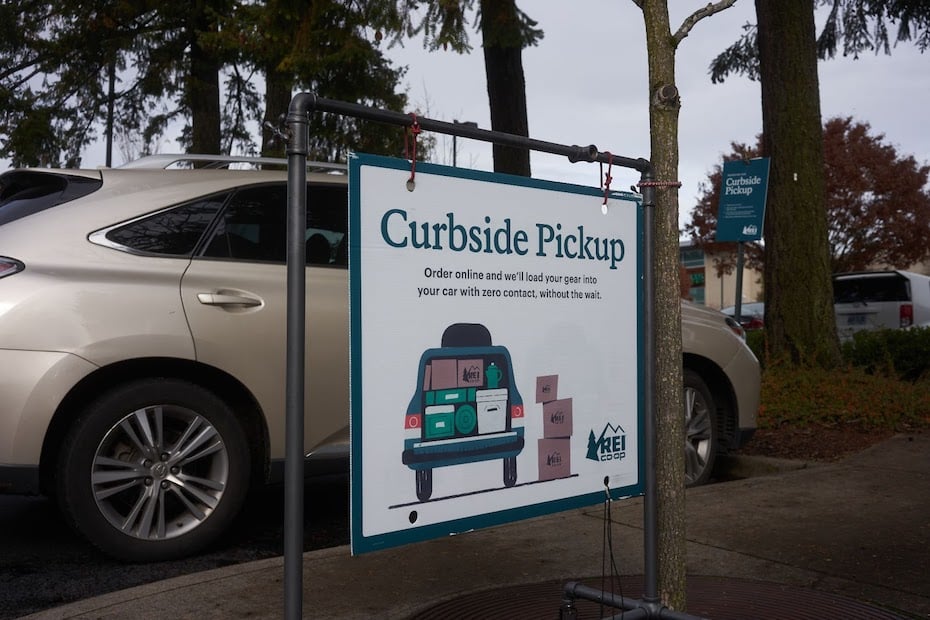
283;106;308;620
285;92;700;619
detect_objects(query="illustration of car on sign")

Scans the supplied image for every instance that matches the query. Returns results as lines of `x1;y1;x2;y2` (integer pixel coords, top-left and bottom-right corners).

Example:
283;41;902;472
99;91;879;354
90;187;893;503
402;323;525;501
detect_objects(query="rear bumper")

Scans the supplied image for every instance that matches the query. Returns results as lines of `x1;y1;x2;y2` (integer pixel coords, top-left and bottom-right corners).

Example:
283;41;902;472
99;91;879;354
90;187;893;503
403;430;525;470
0;349;97;483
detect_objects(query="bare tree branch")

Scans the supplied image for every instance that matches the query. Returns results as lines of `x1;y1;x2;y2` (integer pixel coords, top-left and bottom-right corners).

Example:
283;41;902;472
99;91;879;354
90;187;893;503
673;0;739;44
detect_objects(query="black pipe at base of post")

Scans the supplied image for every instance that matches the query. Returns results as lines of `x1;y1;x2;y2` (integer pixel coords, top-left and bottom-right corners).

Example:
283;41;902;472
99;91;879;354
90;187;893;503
562;582;709;620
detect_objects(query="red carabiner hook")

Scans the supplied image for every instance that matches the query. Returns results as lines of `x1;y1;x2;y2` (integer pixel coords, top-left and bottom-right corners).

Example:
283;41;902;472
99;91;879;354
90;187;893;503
602;152;614;206
405;113;421;190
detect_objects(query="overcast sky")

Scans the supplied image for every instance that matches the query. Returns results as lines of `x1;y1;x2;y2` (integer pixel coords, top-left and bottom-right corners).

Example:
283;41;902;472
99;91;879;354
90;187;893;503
383;1;929;229
47;2;927;231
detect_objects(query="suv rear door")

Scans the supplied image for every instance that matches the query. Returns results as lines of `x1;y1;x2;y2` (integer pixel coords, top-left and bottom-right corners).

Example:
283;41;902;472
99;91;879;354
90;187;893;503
180;182;349;461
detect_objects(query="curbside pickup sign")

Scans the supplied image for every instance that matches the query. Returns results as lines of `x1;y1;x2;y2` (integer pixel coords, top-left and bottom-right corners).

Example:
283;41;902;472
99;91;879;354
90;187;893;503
348;153;644;554
716;158;770;242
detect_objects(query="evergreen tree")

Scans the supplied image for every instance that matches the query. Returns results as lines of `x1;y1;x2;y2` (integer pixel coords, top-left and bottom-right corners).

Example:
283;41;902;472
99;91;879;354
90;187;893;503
217;0;414;162
710;0;930;83
0;1;415;167
391;0;542;175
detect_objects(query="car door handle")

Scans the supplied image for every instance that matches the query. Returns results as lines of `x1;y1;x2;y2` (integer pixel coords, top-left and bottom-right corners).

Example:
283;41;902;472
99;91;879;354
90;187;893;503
197;292;262;307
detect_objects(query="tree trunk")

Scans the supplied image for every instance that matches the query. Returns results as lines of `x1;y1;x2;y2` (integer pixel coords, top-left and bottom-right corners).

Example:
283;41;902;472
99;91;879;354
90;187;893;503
262;69;292;159
756;0;841;367
188;0;221;156
641;1;686;611
479;0;531;177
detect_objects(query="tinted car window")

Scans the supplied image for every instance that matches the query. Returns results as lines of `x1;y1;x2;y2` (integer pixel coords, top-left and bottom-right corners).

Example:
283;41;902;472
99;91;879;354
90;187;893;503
307;184;348;266
201;183;347;266
202;185;286;262
0;171;102;226
104;195;227;255
833;275;910;303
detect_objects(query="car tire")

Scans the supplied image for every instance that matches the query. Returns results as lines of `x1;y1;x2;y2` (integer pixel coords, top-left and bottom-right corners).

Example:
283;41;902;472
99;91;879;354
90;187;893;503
503;456;517;488
56;379;251;562
416;468;433;502
683;369;718;487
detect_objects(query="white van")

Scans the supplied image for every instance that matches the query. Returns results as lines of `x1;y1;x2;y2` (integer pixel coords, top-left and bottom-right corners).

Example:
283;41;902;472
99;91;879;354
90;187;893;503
833;270;930;340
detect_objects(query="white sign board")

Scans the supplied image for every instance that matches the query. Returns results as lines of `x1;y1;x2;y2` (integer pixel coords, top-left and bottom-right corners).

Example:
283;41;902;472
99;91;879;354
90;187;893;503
349;153;643;554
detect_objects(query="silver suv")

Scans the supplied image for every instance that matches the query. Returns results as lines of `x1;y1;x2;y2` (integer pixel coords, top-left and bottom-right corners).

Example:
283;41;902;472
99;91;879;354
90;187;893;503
834;270;930;340
0;156;758;561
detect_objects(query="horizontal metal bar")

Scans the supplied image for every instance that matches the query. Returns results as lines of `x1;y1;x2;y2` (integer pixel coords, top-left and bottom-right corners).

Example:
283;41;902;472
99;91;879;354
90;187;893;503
288;92;650;174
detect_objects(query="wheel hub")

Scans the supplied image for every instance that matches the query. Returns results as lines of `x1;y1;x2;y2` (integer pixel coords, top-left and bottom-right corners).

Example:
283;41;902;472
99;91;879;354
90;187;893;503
150;462;169;479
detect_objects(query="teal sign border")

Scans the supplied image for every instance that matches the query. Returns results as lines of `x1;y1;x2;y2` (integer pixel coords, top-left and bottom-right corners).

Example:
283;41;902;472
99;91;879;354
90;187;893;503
348;152;645;554
716;157;770;242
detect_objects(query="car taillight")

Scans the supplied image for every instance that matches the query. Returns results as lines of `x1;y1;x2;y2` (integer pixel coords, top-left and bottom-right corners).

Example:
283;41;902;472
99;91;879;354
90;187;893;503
405;413;422;440
0;257;24;278
510;404;524;429
900;303;914;328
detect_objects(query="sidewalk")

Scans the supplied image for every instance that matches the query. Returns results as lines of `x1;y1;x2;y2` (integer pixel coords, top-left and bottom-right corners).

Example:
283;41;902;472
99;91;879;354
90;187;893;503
24;434;930;619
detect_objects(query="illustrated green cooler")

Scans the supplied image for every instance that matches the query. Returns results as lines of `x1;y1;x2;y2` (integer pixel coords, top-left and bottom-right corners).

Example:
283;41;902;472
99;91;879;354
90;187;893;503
403;324;525;501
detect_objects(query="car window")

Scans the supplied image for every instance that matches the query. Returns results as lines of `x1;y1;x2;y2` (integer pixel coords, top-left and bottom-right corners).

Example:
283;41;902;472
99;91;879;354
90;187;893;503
200;183;347;266
103;195;228;256
306;184;348;266
833;275;910;303
0;171;102;226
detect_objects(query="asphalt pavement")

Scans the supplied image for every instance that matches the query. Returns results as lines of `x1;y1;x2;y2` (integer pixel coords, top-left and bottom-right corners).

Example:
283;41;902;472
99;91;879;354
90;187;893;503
20;433;930;619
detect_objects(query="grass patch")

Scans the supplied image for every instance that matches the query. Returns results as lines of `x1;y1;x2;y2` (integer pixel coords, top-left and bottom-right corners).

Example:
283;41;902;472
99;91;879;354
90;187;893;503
759;363;930;431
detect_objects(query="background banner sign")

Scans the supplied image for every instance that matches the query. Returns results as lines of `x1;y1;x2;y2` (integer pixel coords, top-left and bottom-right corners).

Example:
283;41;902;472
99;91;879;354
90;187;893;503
348;153;644;554
716;157;770;242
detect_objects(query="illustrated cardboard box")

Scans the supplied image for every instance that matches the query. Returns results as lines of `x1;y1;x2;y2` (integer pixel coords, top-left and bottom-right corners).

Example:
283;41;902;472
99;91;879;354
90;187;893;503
427;359;458;390
457;359;484;388
542;398;573;438
538;438;572;481
536;375;558;403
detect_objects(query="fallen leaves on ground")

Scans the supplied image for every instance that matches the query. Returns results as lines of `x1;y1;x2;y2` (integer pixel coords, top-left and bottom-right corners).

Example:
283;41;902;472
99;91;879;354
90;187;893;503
736;423;899;462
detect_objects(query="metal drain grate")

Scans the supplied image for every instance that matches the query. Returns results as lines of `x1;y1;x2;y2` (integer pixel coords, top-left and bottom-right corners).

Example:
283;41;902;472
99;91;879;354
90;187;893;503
406;575;913;620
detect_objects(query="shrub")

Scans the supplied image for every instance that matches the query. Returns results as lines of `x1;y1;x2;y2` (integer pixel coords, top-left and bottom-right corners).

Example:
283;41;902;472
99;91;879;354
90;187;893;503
759;362;930;431
731;325;930;431
841;326;930;382
744;326;930;381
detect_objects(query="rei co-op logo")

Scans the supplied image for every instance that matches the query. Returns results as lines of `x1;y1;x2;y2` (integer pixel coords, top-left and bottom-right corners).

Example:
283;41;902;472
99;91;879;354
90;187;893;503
586;423;627;462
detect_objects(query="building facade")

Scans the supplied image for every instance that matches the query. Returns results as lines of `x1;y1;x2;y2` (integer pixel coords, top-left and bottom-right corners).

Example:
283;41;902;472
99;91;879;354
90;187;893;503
679;240;763;310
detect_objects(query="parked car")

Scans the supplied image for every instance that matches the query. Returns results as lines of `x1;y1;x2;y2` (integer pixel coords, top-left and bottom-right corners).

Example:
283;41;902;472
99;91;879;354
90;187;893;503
720;301;765;331
0;155;758;561
833;270;930;340
680;301;758;486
